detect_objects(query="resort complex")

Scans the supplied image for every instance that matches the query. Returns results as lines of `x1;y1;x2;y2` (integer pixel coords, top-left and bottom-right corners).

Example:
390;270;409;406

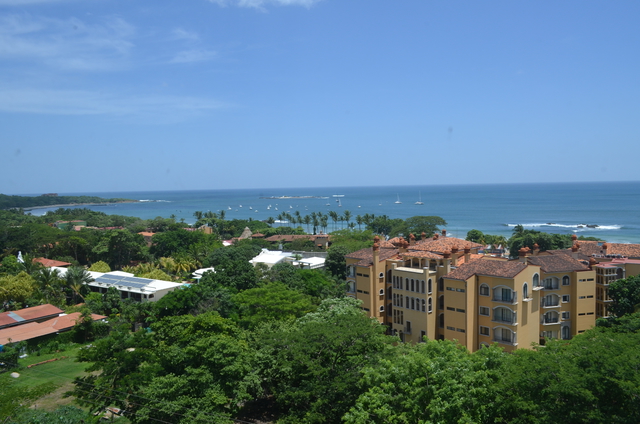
347;231;640;351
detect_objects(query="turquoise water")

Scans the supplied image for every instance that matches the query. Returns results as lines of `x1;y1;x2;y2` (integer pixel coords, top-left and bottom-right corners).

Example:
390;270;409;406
24;181;640;243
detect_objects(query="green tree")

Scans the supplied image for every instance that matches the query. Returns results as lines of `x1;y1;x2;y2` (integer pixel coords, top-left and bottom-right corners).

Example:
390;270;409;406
0;272;35;308
325;245;350;280
233;282;315;329
88;260;111;272
255;298;391;423
64;266;93;304
466;229;486;244
608;275;640;317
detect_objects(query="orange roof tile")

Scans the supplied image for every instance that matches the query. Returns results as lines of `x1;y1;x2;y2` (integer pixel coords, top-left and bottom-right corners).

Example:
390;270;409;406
33;258;71;267
0;304;64;329
445;258;528;281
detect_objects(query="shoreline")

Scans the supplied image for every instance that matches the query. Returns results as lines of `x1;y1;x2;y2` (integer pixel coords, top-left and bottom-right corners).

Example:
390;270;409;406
19;200;139;212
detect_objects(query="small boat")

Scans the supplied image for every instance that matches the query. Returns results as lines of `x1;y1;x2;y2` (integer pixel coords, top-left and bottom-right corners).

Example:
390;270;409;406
249;206;252;210
395;194;402;204
228;206;232;210
415;191;424;205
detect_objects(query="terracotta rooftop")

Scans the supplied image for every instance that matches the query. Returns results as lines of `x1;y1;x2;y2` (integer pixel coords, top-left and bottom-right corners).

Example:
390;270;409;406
445;258;529;281
457;253;484;265
527;254;590;273
0;304;64;329
0;312;106;345
33;258;72;268
410;236;483;254
400;251;443;260
264;234;331;242
346;247;399;267
550;241;640;260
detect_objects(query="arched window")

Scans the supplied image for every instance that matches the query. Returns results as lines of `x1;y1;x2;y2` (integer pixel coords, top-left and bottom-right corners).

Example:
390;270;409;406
562;325;571;340
405;296;409;308
494;306;516;324
533;273;540;288
411;297;415;310
421;280;425;294
427;297;432;313
428;279;432;294
405;278;409;291
479;284;489;296
411;279;415;292
562;275;570;286
523;283;529;300
438;295;444;310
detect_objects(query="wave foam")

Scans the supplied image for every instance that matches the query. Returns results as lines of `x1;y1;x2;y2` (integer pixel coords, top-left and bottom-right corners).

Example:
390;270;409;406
506;223;622;231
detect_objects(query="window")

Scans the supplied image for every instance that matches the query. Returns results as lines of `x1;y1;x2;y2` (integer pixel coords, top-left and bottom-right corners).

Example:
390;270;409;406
427;298;431;313
446;326;456;331
405;321;412;334
480;326;490;336
411;297;415;310
456;288;465;293
523;283;529;299
479;306;490;316
562;326;571;340
494;307;515;324
438;295;444;309
533;273;540;287
438;278;444;292
439;313;445;328
561;311;570;320
405;278;409;290
447;306;455;311
421;280;425;294
562;276;570;286
428;279;432;294
479;284;489;296
562;295;570;303
456;308;466;313
405;297;409;308
411;279;415;292
420;330;426;342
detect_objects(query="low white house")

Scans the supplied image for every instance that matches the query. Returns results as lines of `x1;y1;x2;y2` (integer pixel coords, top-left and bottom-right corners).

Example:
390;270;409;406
249;249;294;269
52;268;184;302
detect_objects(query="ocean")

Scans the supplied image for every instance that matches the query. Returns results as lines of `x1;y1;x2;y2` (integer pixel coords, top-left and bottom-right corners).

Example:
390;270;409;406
24;181;640;244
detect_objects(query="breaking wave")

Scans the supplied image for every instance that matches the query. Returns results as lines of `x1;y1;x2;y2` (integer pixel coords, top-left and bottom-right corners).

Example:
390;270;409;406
505;223;622;231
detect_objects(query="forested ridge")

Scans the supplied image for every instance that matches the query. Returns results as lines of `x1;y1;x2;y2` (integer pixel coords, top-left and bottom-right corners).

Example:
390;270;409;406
1;207;638;423
0;193;134;210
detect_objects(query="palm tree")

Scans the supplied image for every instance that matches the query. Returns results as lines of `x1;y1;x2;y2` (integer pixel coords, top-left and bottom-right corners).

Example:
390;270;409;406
356;215;363;230
304;215;311;233
329;211;339;231
34;267;65;305
65;266;94;304
343;210;352;230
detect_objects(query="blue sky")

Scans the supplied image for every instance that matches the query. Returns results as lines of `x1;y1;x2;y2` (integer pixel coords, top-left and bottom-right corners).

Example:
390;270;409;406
1;0;639;194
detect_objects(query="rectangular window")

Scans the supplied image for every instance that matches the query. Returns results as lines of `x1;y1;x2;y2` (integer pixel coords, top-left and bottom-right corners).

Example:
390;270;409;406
456;288;465;293
562;295;570;303
446;287;455;291
561;311;570;320
456;308;466;313
446;307;455;311
480;326;489;336
420;330;426;342
456;328;465;333
446;326;455;331
579;296;586;299
479;306;490;316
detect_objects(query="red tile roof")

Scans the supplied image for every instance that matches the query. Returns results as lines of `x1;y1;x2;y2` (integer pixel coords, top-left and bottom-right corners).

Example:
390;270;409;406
346;247;399;267
445;258;529;281
33;258;72;267
0;304;64;329
527;254;590;273
0;312;106;345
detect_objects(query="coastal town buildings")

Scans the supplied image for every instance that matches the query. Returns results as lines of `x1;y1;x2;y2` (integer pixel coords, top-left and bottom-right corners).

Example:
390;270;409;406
347;231;635;352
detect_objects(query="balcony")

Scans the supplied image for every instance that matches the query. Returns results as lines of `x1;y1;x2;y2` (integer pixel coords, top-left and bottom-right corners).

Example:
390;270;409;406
493;334;517;346
492;316;517;326
541;298;560;308
542;316;560;325
492;292;517;305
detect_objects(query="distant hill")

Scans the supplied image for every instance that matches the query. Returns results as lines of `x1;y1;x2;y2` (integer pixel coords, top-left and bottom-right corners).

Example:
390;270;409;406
0;193;135;210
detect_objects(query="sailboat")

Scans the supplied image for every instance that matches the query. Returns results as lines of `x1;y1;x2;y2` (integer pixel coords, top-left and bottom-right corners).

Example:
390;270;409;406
415;191;424;205
395;194;402;204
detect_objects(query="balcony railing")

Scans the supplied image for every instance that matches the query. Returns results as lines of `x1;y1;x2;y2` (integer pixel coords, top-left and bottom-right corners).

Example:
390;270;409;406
541;298;560;308
493;334;517;346
492;315;517;325
542;316;560;325
492;292;517;305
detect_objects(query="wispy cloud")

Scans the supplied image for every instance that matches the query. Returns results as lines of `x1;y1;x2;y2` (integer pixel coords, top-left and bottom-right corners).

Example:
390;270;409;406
0;86;227;122
0;0;70;4
209;0;323;9
171;27;199;42
0;14;135;71
169;48;216;64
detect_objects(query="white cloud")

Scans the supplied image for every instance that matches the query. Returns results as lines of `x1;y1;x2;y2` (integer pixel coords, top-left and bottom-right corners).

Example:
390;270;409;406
0;14;135;71
171;27;199;42
170;48;216;64
0;0;70;4
209;0;323;9
0;86;227;121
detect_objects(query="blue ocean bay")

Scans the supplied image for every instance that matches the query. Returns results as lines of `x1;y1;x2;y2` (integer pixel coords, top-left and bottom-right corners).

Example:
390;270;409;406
25;181;640;243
